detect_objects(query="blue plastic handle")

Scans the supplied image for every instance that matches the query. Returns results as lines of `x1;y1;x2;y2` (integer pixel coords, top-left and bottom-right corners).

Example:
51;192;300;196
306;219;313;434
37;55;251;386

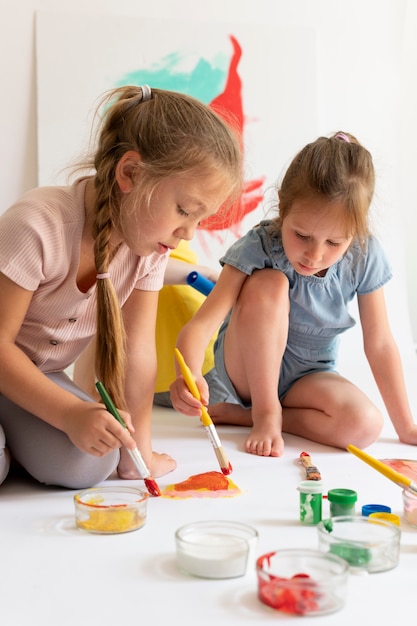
186;271;215;296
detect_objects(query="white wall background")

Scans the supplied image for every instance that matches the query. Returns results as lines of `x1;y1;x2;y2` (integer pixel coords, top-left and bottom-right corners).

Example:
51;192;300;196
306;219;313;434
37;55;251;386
1;0;417;415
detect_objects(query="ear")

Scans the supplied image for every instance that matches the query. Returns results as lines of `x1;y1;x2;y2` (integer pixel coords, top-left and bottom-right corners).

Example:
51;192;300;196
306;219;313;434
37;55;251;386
115;151;141;193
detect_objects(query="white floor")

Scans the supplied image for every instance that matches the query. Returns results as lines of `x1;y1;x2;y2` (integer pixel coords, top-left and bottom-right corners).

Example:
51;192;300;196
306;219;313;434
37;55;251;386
1;403;417;626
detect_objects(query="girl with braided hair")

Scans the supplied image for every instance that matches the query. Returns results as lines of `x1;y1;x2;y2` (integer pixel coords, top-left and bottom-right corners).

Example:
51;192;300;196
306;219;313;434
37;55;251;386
0;85;242;488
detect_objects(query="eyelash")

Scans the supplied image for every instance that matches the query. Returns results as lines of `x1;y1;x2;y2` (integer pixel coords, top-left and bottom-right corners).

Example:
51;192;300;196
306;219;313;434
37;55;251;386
295;232;341;247
178;206;189;218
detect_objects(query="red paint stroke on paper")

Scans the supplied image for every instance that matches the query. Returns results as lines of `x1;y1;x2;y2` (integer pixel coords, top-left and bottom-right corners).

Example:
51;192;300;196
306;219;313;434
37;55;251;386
161;470;241;499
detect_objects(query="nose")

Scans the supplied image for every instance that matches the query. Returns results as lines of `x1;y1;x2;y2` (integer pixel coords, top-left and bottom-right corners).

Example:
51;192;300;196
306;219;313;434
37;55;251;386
175;225;196;241
304;242;323;264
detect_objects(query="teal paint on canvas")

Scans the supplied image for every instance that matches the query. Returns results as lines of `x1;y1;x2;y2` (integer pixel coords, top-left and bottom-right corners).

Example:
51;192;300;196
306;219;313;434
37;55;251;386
118;51;228;104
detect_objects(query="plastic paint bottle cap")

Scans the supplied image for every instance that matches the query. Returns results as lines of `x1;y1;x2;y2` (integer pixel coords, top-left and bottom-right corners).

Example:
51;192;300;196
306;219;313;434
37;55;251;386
361;503;392;517
297;480;323;494
327;488;357;504
369;512;400;526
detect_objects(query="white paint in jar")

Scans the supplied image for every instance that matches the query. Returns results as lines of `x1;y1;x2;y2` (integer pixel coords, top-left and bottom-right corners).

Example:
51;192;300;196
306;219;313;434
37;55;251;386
175;522;258;578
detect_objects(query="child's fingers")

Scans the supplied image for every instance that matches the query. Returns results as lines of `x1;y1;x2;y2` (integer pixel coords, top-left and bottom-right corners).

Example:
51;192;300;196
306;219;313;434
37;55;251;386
170;380;203;416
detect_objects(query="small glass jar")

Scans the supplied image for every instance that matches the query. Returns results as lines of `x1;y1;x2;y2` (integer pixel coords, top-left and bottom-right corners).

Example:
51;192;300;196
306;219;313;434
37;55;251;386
402;488;417;528
74;486;148;534
175;520;258;579
317;515;400;573
327;488;357;517
256;549;348;616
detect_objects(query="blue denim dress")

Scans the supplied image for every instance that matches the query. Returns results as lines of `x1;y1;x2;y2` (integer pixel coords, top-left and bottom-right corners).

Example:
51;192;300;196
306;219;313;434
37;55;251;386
214;220;392;404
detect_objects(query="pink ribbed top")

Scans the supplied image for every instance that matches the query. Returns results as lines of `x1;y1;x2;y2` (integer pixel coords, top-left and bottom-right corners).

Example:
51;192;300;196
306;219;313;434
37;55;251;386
0;178;168;372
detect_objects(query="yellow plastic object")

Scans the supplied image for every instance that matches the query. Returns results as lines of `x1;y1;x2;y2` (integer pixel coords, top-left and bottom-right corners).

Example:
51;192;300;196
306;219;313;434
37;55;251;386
369;512;400;526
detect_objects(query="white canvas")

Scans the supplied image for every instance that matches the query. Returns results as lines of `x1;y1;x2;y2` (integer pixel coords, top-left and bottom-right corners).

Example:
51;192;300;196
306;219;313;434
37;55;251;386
35;10;317;267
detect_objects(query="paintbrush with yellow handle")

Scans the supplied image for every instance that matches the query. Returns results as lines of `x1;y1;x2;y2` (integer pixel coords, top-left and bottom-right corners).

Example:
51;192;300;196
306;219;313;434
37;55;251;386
347;444;417;495
175;348;232;475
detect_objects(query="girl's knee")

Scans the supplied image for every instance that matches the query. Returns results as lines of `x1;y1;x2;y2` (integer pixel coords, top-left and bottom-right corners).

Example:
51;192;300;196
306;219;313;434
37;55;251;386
236;269;289;315
346;405;384;448
247;268;289;294
28;449;119;490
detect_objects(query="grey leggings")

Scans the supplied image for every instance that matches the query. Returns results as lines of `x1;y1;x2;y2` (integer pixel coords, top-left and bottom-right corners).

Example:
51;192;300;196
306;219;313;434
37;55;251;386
0;371;119;489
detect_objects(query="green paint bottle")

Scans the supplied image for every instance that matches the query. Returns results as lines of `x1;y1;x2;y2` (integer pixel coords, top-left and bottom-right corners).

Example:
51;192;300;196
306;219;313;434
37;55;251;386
327;488;358;517
297;480;323;525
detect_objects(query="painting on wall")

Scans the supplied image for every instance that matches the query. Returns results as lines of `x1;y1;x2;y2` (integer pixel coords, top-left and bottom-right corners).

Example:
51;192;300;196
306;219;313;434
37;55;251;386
36;10;317;265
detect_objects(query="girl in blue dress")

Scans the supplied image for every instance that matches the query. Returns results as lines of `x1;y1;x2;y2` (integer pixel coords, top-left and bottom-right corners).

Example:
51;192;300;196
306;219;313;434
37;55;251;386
170;131;417;457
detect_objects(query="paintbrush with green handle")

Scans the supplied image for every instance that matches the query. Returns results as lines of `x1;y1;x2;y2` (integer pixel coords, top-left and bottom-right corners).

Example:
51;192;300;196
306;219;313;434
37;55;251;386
96;381;161;497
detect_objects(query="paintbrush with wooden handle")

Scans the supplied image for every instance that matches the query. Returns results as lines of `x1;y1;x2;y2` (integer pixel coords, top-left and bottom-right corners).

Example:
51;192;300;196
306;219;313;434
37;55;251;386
175;348;232;475
299;451;322;480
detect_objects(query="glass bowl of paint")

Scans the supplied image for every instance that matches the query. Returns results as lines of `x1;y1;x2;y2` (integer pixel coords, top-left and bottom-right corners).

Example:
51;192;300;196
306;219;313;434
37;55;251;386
256;549;348;616
74;486;149;534
175;520;258;579
317;515;401;573
402;488;417;528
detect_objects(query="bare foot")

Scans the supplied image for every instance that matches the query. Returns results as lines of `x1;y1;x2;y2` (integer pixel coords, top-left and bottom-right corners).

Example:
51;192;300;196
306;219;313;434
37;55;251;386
117;449;176;480
150;451;177;478
209;403;284;457
245;423;284;457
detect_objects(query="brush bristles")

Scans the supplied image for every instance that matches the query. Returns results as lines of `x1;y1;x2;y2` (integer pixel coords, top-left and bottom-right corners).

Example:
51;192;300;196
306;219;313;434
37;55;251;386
214;446;232;475
144;477;161;497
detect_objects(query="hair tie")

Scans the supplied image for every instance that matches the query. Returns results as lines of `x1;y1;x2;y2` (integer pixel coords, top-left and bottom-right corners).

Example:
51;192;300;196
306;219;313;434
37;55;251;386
96;273;111;279
141;85;152;102
334;132;350;143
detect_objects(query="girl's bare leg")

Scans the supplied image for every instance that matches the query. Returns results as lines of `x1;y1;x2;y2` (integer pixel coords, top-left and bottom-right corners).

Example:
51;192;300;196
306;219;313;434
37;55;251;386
281;371;384;449
210;269;290;457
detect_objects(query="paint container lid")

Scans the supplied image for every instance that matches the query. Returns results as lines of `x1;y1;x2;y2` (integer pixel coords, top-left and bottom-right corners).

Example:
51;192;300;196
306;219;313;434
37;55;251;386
297;480;323;494
369;512;400;526
362;503;392;517
327;488;357;504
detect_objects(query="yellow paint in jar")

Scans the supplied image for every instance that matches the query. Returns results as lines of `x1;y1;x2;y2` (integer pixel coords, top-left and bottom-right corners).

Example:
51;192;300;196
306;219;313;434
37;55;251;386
76;507;144;533
74;486;148;534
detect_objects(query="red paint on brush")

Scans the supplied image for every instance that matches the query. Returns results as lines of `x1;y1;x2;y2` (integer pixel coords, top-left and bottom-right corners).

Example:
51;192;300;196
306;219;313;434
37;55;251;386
221;462;233;476
144;478;161;497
